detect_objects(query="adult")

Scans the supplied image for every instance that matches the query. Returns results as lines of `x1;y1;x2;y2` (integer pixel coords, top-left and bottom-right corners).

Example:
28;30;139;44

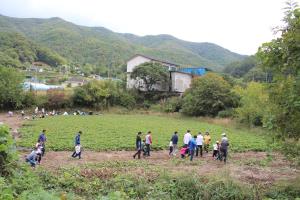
220;133;229;163
183;130;192;147
145;131;152;156
204;132;211;153
196;132;203;157
38;129;47;156
171;131;178;155
133;132;142;159
71;131;82;159
26;147;37;168
188;135;197;161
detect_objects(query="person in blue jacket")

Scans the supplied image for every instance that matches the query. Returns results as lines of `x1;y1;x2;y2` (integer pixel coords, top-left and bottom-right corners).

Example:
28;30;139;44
133;132;142;159
71;131;82;159
188;135;197;161
37;129;47;156
170;131;178;156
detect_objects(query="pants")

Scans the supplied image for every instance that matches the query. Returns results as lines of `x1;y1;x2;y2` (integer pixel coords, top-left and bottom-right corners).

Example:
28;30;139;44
220;149;227;163
169;147;173;155
133;149;141;159
36;153;42;163
196;145;203;157
204;144;209;153
181;154;185;159
190;149;195;161
172;144;177;155
41;144;45;156
145;144;151;156
26;158;36;167
71;151;81;159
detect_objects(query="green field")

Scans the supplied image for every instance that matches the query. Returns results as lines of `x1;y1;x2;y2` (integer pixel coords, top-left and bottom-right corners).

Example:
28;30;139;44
19;114;268;152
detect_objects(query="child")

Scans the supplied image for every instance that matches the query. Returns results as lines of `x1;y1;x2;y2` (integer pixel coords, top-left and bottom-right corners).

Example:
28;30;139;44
142;140;147;156
169;140;173;156
35;142;43;164
212;141;220;160
180;146;188;159
72;145;81;159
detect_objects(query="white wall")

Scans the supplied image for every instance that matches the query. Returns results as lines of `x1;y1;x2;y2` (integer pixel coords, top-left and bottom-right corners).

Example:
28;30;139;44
171;72;192;93
127;55;151;72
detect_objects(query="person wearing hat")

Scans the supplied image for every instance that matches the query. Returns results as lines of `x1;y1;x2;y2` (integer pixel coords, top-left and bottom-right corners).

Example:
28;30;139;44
71;131;82;159
212;141;220;160
220;133;229;163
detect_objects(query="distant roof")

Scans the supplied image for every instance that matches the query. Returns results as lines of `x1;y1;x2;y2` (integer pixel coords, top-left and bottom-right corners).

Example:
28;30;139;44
128;54;180;67
67;77;87;83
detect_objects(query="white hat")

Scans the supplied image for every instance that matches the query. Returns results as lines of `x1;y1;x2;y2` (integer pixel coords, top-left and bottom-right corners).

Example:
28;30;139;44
221;133;226;136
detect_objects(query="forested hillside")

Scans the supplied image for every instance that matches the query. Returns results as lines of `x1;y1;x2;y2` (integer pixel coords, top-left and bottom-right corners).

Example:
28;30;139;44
0;14;246;72
0;32;66;68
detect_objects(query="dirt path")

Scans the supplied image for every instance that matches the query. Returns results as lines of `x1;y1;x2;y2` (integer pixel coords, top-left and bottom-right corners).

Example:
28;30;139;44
0;112;24;139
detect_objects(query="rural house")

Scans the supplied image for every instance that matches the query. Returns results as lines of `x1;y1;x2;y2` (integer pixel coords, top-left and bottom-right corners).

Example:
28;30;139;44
126;54;208;93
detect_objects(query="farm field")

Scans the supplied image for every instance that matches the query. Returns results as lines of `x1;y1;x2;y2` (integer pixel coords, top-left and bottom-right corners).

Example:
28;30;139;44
19;114;269;152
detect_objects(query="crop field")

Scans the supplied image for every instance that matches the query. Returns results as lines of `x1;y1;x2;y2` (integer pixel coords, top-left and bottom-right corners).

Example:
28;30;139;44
19;114;269;152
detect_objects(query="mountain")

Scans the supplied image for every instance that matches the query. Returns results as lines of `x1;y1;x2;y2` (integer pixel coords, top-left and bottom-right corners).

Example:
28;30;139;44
0;14;246;72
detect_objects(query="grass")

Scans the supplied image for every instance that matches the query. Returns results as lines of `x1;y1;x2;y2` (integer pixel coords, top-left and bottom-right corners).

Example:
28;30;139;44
19;114;269;152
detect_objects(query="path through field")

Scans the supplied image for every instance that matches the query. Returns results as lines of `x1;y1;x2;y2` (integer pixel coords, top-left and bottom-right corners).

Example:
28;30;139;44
1;113;298;186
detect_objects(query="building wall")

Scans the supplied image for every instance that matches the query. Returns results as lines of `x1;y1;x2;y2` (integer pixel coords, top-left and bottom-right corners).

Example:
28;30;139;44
127;56;151;72
171;72;193;93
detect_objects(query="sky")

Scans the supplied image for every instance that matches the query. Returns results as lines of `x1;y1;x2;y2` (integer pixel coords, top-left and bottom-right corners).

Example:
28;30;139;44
0;0;294;55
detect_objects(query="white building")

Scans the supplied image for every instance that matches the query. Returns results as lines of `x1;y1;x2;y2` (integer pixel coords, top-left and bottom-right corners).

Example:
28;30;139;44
126;54;196;93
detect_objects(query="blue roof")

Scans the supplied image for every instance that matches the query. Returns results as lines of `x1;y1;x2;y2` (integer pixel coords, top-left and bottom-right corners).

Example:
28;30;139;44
179;67;207;76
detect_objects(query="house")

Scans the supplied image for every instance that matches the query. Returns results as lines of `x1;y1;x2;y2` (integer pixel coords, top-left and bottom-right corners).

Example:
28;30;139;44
126;54;208;93
62;77;88;88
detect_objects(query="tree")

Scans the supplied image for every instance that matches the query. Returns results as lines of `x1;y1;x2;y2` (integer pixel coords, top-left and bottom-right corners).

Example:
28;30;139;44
130;62;170;91
182;73;238;116
256;1;300;139
0;67;24;109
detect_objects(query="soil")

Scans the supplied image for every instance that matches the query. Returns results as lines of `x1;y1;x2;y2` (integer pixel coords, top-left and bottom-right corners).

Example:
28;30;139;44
1;112;299;186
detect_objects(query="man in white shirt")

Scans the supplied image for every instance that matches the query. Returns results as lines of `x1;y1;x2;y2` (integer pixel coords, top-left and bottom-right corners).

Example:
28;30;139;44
183;130;192;147
196;132;204;157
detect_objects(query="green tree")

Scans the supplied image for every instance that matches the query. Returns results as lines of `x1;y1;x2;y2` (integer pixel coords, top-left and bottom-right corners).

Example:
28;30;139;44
182;73;238;116
130;62;170;91
0;67;24;109
256;1;300;139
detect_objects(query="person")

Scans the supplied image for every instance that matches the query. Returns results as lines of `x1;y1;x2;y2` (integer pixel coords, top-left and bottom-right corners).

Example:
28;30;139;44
169;140;173;156
171;131;178;155
142;139;147;156
71;131;82;159
21;110;25;117
180;146;188;159
188;135;197;161
35;142;43;164
220;133;229;163
37;129;47;156
145;131;152;156
26;147;37;167
133;132;142;159
196;132;203;157
8;111;13;117
212;141;220;160
204;132;211;153
183;130;192;147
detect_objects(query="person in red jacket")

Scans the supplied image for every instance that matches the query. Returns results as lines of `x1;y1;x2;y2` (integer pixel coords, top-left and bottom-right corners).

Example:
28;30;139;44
145;131;152;156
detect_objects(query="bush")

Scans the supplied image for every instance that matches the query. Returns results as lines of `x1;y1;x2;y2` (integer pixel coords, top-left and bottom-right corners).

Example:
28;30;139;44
118;92;136;109
182;73;238;116
163;97;182;113
217;109;235;118
46;89;71;109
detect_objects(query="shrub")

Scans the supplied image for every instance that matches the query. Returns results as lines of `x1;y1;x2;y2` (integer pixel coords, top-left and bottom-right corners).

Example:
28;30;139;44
118;92;136;109
163;97;182;113
217;109;235;118
46;89;71;109
182;73;238;116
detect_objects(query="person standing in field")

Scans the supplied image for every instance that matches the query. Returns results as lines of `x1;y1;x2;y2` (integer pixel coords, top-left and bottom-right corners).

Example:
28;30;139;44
188;135;197;161
196;132;203;157
171;131;178;156
37;129;47;156
220;133;229;163
145;131;152;156
183;130;192;147
133;132;142;159
71;131;82;159
212;141;220;160
204;132;211;153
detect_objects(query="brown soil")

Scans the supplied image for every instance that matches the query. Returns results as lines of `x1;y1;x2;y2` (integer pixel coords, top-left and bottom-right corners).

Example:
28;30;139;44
0;112;24;139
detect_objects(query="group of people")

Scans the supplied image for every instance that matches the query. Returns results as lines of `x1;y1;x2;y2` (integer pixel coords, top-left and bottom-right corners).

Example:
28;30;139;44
25;129;47;168
25;129;83;168
133;130;229;163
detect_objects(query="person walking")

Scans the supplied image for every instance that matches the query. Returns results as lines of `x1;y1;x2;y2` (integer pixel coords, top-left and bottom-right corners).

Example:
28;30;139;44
188;135;197;161
171;131;178;155
133;132;142;159
196;132;203;157
183;130;192;147
145;131;152;156
220;133;229;163
37;129;47;156
71;131;82;159
204;132;211;153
